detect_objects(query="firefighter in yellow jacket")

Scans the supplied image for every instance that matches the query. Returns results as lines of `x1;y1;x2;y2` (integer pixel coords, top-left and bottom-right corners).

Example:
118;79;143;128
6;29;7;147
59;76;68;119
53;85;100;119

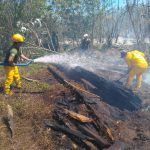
121;50;148;90
3;33;30;97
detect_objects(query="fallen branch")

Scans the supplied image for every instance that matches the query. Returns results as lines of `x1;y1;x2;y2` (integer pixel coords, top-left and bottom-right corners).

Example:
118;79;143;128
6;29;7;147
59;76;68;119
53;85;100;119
64;79;100;98
78;125;111;148
24;42;59;54
62;108;93;123
22;76;40;83
3;105;14;138
44;120;93;141
14;91;44;94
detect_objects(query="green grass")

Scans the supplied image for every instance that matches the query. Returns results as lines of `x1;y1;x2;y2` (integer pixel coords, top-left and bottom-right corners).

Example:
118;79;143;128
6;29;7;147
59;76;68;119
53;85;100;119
20;63;47;76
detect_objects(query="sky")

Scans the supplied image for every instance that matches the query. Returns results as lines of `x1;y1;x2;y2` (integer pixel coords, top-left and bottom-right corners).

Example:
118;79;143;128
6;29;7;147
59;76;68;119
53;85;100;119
112;0;148;8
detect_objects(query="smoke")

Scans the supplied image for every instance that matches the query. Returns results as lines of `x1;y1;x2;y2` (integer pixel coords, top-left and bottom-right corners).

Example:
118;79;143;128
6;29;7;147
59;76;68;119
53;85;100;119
143;69;150;84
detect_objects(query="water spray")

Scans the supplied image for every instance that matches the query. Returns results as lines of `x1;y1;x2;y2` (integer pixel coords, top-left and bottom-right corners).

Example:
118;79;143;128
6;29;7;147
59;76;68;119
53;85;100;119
34;50;125;71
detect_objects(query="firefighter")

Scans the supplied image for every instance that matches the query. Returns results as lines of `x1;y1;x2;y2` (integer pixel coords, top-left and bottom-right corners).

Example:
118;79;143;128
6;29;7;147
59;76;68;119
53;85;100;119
3;33;30;97
51;31;59;52
80;34;91;52
121;50;148;90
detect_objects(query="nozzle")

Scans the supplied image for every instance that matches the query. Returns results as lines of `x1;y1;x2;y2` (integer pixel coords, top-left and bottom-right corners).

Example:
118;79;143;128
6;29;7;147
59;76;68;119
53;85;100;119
31;59;34;63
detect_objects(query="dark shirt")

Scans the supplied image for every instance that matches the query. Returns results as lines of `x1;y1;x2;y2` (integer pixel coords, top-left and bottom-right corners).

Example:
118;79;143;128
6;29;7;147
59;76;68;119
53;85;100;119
51;32;59;51
80;38;90;50
4;45;21;64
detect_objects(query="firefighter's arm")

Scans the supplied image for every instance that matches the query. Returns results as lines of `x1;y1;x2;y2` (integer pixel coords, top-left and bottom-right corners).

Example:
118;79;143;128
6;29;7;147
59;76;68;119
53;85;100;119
125;57;133;74
21;54;30;61
125;58;132;68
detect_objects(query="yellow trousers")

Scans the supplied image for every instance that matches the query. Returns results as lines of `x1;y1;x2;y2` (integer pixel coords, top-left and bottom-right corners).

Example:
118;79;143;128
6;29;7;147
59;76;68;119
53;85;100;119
126;67;147;89
4;66;21;94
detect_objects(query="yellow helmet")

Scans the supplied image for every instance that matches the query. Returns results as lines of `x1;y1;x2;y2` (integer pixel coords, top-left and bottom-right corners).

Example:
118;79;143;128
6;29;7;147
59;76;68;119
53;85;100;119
11;33;25;42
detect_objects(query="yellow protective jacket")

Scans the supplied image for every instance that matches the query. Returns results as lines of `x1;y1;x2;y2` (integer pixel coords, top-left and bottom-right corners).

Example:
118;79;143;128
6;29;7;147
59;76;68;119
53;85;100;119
125;50;148;69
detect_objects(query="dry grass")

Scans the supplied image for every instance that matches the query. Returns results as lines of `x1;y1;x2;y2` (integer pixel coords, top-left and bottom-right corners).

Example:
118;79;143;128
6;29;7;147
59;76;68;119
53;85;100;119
0;64;58;150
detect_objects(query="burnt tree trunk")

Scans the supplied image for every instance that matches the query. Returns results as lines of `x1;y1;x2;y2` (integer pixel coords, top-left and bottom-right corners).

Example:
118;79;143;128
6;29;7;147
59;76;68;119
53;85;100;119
50;65;141;111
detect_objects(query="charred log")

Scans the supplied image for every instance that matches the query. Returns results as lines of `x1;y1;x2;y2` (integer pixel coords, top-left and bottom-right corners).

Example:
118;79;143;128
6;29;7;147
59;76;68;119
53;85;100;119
44;120;99;149
44;120;92;141
51;65;142;111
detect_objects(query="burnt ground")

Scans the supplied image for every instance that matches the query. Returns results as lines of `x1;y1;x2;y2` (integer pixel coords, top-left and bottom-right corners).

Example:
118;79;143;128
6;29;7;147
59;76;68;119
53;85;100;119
46;64;150;150
0;55;150;149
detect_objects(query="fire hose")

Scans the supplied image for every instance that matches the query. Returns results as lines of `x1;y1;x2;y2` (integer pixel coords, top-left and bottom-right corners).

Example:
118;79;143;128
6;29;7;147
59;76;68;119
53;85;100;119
0;59;34;67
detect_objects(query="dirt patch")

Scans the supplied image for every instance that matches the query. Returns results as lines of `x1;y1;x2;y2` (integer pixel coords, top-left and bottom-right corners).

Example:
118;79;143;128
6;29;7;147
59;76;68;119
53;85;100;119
0;64;67;150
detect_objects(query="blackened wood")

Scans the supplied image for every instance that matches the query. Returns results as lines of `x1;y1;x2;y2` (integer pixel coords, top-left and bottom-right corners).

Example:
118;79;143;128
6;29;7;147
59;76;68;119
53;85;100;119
48;66;97;104
83;140;98;150
47;65;129;149
53;65;142;111
44;120;92;141
78;125;111;148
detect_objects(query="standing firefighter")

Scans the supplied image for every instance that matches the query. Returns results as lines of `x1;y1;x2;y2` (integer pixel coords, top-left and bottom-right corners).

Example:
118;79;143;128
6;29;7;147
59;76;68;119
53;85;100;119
3;33;30;97
51;31;59;52
121;50;148;90
80;34;91;52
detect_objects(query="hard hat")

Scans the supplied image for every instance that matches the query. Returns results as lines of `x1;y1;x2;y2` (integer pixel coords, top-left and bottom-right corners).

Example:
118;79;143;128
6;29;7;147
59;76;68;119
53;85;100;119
83;34;88;38
120;50;127;58
11;34;25;42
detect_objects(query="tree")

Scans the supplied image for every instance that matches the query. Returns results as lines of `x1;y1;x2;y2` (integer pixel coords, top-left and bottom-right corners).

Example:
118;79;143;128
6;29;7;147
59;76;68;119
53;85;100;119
0;0;47;52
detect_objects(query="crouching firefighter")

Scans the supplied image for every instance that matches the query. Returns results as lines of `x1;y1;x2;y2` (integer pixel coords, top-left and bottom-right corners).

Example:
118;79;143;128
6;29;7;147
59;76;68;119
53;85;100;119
121;50;148;90
3;33;31;97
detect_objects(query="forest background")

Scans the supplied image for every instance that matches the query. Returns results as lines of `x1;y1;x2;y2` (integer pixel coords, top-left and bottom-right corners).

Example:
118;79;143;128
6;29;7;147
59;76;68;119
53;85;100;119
0;0;149;57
